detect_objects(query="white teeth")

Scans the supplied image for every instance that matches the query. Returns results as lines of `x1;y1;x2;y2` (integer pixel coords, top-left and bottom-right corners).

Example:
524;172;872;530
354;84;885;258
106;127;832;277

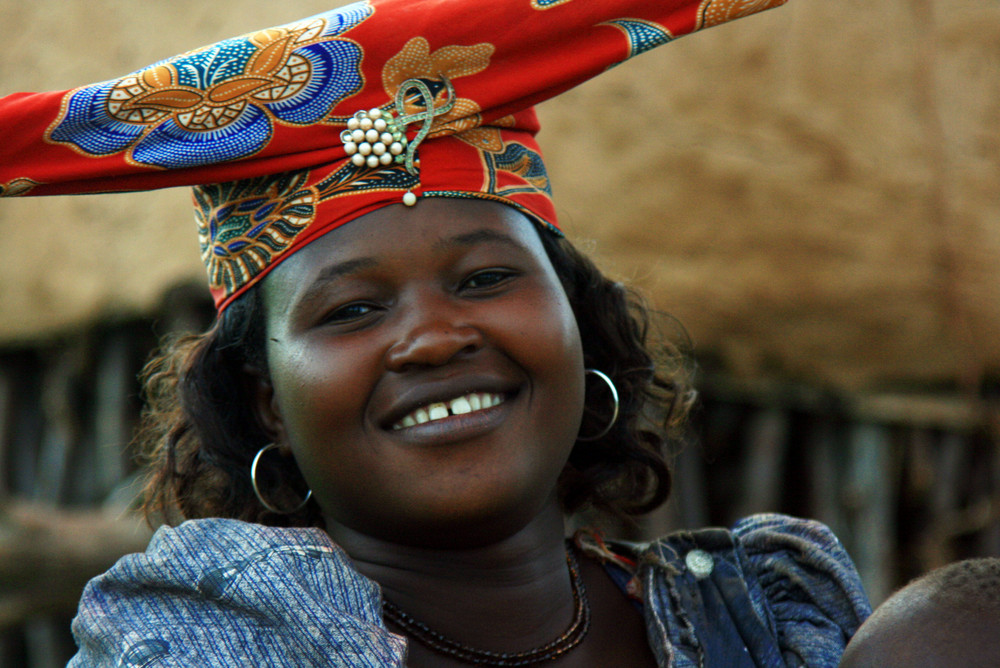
413;407;430;425
449;396;473;415
392;392;506;430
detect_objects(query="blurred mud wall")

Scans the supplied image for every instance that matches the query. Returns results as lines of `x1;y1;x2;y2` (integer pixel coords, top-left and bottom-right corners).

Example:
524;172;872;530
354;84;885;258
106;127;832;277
1;1;998;390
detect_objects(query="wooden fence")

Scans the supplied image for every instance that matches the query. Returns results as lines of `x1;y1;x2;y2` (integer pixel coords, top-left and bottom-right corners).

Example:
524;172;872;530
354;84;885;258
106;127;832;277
0;284;997;667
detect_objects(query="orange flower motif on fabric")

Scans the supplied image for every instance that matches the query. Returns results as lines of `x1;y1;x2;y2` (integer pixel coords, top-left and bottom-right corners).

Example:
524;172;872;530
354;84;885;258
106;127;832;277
454;114;518;153
697;0;784;29
105;22;333;131
455;127;505;153
0;178;40;197
382;37;495;138
48;3;373;169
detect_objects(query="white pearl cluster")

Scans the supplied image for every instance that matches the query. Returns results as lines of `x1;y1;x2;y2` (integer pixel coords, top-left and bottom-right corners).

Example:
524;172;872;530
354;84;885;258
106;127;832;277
340;108;408;169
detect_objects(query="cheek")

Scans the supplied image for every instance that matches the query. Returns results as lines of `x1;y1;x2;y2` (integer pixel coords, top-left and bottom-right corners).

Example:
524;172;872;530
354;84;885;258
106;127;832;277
503;279;581;358
510;290;586;441
529;291;583;381
267;340;415;517
268;342;372;452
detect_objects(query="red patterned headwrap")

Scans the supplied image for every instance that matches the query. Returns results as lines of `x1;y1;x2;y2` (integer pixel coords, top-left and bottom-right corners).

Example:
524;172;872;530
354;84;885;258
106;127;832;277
0;0;786;311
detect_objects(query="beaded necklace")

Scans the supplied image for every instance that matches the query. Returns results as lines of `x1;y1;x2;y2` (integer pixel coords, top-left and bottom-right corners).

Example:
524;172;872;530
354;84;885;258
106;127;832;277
381;549;591;666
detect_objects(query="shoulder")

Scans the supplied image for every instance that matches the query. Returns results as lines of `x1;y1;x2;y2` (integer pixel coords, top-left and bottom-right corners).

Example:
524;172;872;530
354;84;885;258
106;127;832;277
729;513;872;619
729;514;873;654
638;514;871;667
70;518;405;667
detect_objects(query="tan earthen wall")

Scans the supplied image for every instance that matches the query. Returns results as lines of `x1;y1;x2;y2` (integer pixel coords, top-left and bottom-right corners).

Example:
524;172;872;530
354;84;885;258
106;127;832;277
2;1;998;391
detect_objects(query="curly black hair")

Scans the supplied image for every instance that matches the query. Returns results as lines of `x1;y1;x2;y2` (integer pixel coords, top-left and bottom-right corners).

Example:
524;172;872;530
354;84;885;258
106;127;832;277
137;229;694;527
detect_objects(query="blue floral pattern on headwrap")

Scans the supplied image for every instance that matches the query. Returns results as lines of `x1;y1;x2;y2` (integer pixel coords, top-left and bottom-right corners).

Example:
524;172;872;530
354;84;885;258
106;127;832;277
604;19;673;57
48;2;373;169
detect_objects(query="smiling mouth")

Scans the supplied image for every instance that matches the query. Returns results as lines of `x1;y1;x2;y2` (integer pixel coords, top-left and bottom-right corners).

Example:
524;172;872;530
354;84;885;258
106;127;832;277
391;392;506;431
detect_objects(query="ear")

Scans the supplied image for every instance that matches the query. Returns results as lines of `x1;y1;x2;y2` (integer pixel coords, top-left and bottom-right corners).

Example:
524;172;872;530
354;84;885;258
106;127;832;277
243;363;289;452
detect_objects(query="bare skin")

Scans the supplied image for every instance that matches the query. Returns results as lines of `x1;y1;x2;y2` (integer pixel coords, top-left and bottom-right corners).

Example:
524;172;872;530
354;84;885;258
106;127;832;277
332;503;657;668
839;583;1000;668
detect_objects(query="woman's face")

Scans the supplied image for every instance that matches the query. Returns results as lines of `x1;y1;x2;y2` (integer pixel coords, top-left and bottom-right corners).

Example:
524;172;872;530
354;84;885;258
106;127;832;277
256;198;585;547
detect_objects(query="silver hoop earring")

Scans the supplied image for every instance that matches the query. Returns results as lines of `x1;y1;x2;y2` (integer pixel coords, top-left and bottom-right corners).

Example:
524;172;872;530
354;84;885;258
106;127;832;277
576;368;620;442
250;443;313;514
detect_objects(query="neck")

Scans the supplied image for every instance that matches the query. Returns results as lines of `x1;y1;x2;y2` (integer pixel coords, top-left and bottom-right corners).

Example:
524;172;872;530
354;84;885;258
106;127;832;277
325;502;575;654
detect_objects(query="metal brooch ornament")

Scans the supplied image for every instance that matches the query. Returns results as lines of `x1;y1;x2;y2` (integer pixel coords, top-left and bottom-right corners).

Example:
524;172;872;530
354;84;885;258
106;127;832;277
339;75;457;205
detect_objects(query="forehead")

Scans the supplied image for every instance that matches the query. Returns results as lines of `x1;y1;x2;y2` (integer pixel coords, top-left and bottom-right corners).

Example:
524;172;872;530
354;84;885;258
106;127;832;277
297;197;536;258
261;198;549;301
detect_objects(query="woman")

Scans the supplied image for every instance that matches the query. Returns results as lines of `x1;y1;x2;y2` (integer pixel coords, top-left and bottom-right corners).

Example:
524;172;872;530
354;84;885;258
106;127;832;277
0;0;870;665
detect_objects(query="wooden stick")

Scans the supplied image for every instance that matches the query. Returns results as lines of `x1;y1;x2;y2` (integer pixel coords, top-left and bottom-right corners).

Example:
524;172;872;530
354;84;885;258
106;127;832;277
0;501;152;628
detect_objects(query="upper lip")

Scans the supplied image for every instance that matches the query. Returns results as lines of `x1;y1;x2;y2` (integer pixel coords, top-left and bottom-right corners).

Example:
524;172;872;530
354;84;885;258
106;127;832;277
377;374;520;430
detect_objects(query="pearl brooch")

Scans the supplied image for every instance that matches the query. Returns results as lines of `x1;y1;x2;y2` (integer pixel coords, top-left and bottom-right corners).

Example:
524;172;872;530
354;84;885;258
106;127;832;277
338;76;457;207
340;108;408;169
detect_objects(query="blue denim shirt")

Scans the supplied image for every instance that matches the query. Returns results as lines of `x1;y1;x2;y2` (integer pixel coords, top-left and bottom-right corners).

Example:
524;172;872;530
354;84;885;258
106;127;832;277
69;514;870;666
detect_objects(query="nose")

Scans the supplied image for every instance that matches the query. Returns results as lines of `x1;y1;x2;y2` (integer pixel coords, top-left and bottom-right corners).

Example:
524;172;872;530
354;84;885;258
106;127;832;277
384;305;484;372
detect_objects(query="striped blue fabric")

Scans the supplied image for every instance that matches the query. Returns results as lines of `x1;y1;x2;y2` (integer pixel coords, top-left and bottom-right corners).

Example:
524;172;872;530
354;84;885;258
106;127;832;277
69;514;869;666
69;520;406;667
641;514;872;667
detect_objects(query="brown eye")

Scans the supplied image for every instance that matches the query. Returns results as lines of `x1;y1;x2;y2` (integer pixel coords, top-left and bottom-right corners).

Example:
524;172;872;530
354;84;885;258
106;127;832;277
324;302;377;324
462;269;514;290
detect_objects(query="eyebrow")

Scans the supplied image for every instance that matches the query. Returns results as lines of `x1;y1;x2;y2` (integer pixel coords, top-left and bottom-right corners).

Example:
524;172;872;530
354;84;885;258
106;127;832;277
312;256;379;284
432;228;527;252
289;256;378;316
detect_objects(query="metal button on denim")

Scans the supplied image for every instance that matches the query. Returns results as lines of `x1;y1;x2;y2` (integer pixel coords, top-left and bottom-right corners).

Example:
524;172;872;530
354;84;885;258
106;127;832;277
685;549;714;580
